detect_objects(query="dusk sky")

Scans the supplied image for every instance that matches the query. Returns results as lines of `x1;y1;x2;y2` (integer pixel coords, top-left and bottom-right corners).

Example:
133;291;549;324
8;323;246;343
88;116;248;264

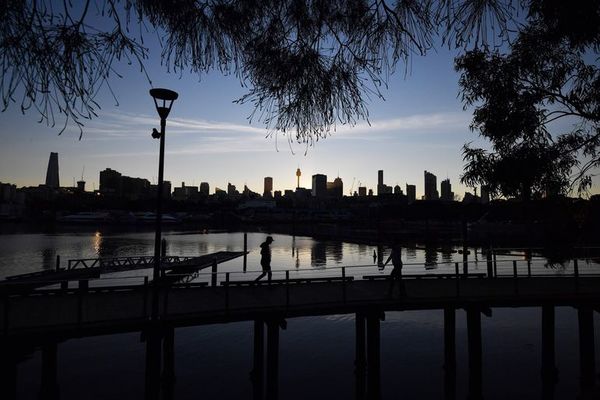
1;31;597;198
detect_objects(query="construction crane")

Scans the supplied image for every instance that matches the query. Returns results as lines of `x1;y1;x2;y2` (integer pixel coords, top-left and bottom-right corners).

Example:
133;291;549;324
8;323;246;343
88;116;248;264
349;177;356;196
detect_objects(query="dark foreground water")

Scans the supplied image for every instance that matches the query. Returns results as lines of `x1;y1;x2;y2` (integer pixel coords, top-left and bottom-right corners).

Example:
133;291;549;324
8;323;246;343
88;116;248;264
2;229;599;399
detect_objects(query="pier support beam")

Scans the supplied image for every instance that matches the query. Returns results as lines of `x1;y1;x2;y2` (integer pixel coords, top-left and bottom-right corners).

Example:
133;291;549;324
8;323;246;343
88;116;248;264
577;307;595;391
145;327;163;400
40;341;59;400
444;308;456;400
266;320;283;400
355;313;367;400
366;312;383;400
541;306;557;400
162;327;175;400
466;308;483;400
251;320;264;400
0;341;19;400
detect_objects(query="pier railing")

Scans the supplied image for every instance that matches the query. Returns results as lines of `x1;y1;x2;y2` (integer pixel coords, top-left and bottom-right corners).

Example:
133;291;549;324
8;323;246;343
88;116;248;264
2;255;600;293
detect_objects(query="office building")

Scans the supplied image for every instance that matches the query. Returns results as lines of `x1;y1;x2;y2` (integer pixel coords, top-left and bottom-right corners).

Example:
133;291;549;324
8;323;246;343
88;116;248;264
172;182;199;201
406;184;416;203
424;171;439;200
394;185;403;195
358;186;367;197
45;152;60;188
440;179;454;201
377;169;392;195
199;182;210;196
327;177;343;198
227;183;238;196
76;180;86;192
263;177;273;198
312;174;327;197
121;176;151;200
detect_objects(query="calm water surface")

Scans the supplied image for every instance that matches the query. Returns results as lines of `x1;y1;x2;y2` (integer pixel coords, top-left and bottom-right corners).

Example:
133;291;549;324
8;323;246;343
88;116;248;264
2;229;599;399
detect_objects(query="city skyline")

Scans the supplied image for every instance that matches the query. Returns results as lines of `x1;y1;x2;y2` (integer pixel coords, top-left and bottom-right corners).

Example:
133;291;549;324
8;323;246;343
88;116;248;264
13;152;484;200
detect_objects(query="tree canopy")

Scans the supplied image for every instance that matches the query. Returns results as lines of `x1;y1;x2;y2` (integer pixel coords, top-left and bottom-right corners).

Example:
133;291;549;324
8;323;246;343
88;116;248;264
2;0;519;141
456;0;600;199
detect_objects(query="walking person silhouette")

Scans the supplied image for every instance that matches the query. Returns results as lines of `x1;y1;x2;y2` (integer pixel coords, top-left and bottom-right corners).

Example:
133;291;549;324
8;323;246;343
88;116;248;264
379;244;405;296
255;236;274;282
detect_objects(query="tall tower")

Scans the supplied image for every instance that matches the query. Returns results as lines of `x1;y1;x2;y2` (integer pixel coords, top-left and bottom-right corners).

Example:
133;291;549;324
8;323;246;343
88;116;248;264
263;177;273;197
424;170;438;200
296;168;301;188
377;170;384;195
45;152;59;188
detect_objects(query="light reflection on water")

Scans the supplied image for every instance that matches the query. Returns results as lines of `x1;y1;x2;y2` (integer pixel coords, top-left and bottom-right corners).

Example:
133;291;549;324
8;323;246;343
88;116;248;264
2;230;597;281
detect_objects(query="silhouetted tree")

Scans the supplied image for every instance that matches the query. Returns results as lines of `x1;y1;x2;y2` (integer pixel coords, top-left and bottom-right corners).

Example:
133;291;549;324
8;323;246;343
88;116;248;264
1;0;519;141
457;1;600;199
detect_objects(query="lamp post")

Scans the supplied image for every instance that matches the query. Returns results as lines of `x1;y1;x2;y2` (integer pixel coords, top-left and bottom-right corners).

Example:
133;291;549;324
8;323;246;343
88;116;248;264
149;88;178;287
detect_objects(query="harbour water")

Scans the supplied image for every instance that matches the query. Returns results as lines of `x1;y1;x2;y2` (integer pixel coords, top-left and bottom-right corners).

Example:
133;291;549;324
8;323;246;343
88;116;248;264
1;229;600;399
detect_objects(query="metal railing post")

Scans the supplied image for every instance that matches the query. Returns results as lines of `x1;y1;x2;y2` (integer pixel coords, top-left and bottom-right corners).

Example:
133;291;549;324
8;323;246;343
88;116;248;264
55;255;60;272
225;272;230;310
513;261;518;278
574;259;579;278
342;267;347;303
211;258;217;287
286;270;290;307
455;262;460;297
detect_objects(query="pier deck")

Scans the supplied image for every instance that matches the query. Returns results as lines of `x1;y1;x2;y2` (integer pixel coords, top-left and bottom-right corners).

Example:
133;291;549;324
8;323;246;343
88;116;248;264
2;276;599;340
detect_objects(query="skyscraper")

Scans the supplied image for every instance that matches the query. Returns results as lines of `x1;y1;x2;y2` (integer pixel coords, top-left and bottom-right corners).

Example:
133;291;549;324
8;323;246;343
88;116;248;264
406;184;416;203
199;182;210;196
327;177;343;198
441;179;454;201
424;171;439;200
264;177;273;198
312;174;327;197
45;152;59;188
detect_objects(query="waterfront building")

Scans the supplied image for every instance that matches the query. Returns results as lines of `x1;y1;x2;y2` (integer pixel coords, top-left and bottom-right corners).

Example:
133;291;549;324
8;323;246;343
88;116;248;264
121;176;151;200
406;184;416;203
172;182;199;201
358;186;367;197
424;171;439;200
99;168;122;195
312;174;327;197
45;152;60;188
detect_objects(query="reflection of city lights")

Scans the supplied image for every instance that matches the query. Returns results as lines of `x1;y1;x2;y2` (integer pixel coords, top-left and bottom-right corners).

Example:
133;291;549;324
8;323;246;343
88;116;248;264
93;231;102;254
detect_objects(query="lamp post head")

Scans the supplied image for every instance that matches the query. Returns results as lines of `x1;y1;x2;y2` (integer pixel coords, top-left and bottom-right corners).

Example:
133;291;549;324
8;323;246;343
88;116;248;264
149;88;179;120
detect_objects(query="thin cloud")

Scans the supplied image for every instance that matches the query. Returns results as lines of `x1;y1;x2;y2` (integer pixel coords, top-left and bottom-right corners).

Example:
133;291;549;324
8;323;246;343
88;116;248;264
334;112;471;135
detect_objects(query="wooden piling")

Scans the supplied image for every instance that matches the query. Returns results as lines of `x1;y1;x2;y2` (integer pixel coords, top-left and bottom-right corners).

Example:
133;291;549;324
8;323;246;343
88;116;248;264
466;308;483;400
266;320;280;400
578;307;595;390
252;320;264;400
